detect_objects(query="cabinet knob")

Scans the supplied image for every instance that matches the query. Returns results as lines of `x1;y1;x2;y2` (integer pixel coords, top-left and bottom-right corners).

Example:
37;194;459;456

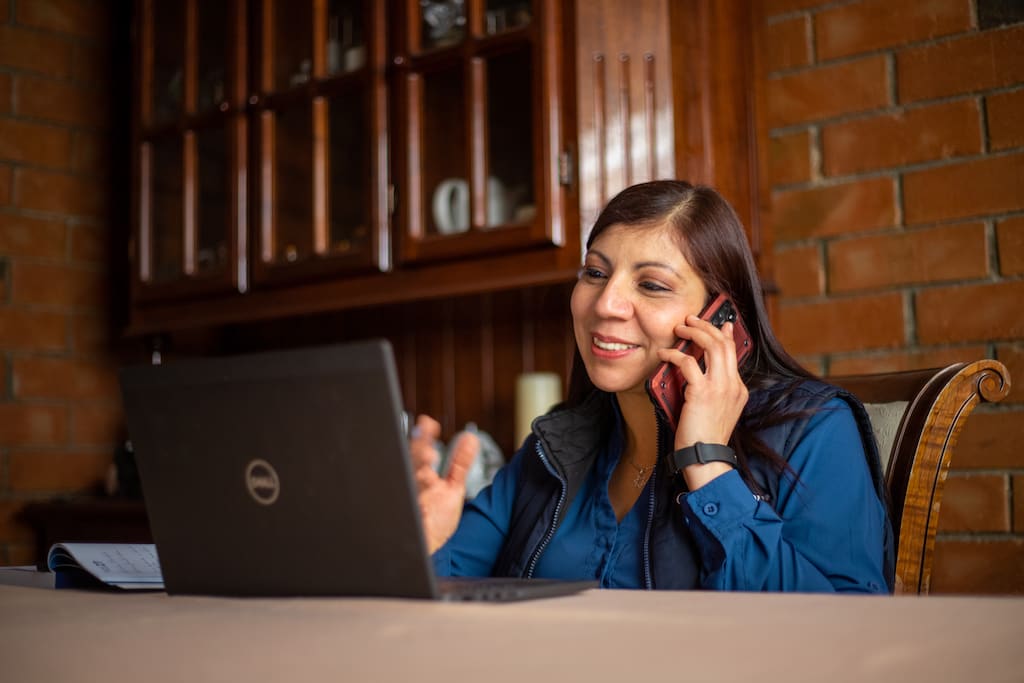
248;94;259;106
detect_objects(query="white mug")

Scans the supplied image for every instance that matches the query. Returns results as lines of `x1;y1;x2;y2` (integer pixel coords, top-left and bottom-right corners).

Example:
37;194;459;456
432;176;509;234
432;178;470;234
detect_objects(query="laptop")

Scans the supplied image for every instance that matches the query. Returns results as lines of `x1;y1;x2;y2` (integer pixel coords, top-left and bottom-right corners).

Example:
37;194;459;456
119;339;596;601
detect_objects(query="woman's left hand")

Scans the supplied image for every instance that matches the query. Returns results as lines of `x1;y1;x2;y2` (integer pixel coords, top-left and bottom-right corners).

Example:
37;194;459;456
657;316;749;487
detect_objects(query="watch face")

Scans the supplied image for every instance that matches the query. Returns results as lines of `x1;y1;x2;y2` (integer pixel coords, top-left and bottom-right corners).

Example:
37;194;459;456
420;0;466;42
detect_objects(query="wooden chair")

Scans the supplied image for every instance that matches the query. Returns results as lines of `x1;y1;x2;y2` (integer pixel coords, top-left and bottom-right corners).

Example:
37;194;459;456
828;359;1011;595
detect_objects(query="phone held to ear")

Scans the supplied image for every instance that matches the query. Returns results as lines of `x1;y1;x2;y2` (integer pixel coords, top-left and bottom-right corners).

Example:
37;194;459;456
645;293;754;432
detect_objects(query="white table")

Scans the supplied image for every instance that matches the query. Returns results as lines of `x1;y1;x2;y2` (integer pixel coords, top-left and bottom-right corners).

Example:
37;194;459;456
1;584;1022;682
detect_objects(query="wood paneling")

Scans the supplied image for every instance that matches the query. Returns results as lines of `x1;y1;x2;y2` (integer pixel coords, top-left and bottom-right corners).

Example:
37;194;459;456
205;281;575;457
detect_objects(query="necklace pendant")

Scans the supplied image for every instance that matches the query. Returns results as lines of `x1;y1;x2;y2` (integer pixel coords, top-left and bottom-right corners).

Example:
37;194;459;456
633;469;646;489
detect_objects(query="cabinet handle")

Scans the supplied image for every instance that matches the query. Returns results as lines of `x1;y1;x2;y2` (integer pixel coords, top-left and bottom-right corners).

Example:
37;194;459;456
558;150;574;187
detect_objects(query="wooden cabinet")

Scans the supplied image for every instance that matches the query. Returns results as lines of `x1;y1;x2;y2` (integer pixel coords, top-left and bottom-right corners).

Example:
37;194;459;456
130;0;579;334
128;0;764;337
392;0;569;264
135;0;248;303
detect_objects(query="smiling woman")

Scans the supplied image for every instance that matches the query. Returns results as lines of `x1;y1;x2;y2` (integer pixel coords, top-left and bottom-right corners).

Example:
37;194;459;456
412;180;894;593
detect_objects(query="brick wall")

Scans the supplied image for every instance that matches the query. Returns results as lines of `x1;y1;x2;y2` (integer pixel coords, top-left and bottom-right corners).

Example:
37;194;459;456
759;0;1024;593
0;0;122;565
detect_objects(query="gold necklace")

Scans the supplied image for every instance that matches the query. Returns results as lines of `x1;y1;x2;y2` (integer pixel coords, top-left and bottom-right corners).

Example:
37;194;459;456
626;457;655;489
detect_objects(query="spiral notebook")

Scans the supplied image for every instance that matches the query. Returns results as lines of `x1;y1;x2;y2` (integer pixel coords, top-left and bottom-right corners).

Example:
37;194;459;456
118;339;595;601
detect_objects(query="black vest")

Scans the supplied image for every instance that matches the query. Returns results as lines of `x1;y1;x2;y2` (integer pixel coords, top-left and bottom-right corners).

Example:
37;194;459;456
491;380;895;590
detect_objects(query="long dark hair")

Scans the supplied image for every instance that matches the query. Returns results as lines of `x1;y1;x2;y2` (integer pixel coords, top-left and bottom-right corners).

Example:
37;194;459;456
565;180;816;483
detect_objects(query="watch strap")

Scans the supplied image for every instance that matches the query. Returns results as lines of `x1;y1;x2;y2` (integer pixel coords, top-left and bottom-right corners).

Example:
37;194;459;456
671;442;737;470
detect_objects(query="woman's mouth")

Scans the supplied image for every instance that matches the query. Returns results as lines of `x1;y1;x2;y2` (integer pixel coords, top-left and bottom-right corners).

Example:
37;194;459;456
591;336;639;357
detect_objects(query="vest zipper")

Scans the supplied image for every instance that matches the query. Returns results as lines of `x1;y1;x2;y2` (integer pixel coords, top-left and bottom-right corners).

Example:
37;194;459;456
642;464;656;589
525;439;567;578
643;403;667;589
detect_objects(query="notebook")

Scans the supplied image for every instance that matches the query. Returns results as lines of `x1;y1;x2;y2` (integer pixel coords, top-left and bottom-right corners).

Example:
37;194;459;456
118;339;596;601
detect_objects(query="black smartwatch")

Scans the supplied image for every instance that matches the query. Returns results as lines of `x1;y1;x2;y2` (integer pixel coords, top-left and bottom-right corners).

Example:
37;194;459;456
671;442;737;471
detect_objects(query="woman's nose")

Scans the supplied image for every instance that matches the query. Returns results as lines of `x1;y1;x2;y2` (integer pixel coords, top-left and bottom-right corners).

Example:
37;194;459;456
594;277;633;318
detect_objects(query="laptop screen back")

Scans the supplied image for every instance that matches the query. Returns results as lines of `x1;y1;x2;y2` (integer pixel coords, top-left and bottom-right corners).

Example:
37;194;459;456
119;339;439;598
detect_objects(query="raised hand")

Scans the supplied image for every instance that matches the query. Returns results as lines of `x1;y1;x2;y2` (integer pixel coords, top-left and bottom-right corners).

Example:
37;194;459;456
408;414;480;554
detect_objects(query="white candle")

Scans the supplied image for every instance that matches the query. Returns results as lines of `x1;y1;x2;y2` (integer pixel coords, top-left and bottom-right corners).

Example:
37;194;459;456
515;372;563;447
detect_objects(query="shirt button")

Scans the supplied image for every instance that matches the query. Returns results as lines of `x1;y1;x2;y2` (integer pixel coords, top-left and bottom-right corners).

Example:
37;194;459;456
702;502;719;516
868;581;881;592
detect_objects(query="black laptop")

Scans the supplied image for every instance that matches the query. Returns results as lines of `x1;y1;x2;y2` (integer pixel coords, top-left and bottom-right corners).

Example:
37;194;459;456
118;339;595;601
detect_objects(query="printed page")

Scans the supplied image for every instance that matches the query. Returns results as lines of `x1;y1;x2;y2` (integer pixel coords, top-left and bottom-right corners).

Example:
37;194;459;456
47;543;164;588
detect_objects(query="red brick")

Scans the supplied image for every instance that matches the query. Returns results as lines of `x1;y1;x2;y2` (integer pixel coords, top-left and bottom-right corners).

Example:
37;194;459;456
955;409;1024;469
0;501;35;546
15;0;111;41
14;75;108;129
917;280;1024;345
898;24;1024;103
816;0;970;61
764;15;809;73
0;24;72;77
904;152;1024;225
70;222;108;263
71;41;112;87
829;223;988;293
822;100;981;176
988;89;1024;152
71;131;110;177
1014;475;1024;532
997;216;1024;276
14;167;107;218
772;177;896;241
8;449;110;493
995;343;1023;404
778;292;904;355
931;538;1024;594
12;356;120;402
768;130;812;186
938;473;1010;532
0;165;11;205
71;401;122;445
0;309;68;351
762;0;828;14
827;345;990;375
0;73;10;114
11;261;108;309
0;213;67;259
0;403;68;446
70;312;112;353
775;243;822;297
0;118;73;168
768;55;889;128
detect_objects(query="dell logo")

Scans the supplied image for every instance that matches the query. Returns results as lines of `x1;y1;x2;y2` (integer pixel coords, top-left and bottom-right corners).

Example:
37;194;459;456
245;459;280;506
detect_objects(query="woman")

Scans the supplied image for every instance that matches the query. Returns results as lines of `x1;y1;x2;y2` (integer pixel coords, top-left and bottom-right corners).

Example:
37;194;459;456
412;180;893;592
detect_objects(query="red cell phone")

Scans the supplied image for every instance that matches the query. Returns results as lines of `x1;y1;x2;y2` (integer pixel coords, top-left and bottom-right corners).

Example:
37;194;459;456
644;293;753;432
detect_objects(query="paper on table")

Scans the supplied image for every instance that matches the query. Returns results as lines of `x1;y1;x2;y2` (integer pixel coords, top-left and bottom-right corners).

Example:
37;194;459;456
47;542;164;590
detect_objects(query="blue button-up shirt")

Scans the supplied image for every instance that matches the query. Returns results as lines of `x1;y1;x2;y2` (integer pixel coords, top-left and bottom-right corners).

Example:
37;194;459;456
434;397;889;592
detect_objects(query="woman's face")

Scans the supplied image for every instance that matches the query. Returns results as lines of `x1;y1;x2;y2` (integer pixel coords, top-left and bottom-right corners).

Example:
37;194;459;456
571;222;709;398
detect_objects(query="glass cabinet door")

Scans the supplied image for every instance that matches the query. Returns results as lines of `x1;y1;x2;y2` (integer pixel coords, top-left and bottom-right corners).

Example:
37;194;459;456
395;0;566;264
134;0;247;302
252;0;389;285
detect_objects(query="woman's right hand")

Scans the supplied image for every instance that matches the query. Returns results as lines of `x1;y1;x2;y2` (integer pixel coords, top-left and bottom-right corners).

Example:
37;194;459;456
409;414;479;554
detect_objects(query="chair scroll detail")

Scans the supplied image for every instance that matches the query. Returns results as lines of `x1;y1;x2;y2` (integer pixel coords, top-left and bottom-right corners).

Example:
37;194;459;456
829;360;1011;595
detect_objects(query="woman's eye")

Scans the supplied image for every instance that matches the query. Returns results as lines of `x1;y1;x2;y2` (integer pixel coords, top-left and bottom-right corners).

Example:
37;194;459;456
638;280;669;293
580;266;606;281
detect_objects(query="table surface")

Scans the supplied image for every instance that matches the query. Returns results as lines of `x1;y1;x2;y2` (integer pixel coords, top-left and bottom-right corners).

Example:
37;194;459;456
2;584;1022;682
